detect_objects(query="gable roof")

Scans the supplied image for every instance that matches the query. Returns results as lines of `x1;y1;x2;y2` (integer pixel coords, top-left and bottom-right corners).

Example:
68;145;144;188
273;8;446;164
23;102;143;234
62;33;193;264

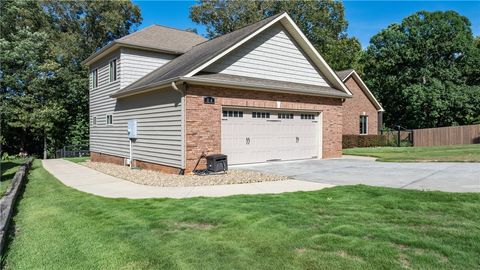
335;69;355;81
114;13;352;98
82;25;207;66
336;69;384;112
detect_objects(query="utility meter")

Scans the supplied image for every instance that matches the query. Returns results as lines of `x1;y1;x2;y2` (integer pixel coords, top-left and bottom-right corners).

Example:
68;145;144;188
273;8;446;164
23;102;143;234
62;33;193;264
127;119;137;139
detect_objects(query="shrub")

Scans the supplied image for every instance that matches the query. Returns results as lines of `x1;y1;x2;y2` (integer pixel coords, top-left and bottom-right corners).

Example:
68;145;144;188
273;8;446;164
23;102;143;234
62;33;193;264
342;135;388;149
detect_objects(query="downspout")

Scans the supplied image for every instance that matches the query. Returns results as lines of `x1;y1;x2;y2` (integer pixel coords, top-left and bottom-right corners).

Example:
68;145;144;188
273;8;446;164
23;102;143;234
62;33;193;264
171;81;183;94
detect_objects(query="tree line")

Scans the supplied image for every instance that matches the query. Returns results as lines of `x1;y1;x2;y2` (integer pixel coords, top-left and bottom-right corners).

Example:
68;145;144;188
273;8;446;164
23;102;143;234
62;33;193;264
0;0;141;157
1;0;479;157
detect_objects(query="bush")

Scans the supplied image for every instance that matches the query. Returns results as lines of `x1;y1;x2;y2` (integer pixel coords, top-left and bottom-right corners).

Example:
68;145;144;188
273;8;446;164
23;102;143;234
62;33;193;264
342;135;388;149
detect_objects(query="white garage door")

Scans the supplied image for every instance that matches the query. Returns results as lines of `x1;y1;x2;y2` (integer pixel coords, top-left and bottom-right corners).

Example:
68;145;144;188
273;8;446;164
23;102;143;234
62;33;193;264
221;109;320;165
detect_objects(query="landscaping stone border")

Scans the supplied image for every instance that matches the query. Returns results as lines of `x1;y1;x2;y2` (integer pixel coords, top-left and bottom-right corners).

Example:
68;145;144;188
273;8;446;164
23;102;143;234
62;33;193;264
0;158;33;256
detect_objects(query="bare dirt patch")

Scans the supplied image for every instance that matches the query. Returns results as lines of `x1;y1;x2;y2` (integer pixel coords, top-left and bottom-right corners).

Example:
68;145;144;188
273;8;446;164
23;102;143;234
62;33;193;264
174;222;216;230
336;250;364;262
295;248;307;254
82;161;287;187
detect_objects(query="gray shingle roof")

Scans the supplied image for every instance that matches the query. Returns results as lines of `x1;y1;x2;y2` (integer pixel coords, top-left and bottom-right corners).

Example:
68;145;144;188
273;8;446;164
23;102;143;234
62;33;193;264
335;69;354;81
83;25;207;65
117;25;207;54
115;13;285;95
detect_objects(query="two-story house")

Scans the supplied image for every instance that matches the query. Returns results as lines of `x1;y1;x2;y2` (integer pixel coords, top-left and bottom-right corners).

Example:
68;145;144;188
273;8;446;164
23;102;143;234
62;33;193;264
83;13;383;174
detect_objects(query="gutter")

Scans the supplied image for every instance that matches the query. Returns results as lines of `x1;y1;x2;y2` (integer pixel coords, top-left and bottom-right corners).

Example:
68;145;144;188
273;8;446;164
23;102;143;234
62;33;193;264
111;76;352;99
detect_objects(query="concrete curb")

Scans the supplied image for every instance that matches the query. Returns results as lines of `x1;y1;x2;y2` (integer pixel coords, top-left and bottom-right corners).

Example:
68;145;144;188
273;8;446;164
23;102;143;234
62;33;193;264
0;158;33;256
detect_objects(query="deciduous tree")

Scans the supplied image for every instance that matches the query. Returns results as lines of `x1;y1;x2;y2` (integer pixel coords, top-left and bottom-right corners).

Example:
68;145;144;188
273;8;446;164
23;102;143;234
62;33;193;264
362;11;480;128
190;0;361;70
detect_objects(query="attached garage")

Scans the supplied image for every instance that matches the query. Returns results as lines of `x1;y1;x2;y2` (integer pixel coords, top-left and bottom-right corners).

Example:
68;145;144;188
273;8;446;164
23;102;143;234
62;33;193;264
221;108;321;165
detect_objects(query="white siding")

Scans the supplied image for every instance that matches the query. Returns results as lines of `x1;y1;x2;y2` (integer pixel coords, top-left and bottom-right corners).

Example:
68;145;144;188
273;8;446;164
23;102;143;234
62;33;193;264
89;49;183;168
204;23;329;87
120;48;175;88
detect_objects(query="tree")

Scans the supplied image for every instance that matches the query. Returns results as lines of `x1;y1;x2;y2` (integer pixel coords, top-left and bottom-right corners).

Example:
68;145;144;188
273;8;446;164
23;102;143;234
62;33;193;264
189;0;361;71
0;0;142;157
362;11;480;128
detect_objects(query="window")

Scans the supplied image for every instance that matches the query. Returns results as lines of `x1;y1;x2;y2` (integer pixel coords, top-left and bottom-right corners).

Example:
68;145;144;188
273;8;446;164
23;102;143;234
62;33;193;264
106;114;113;125
92;69;98;88
252;112;270;118
278;113;294;119
301;114;315;120
109;59;117;82
222;110;243;118
360;115;368;135
92;116;97;125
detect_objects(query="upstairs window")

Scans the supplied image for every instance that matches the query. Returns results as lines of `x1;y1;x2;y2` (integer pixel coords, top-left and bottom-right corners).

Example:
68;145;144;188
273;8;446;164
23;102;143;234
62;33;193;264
106;114;113;125
92;116;97;126
92;69;98;88
109;59;117;82
360;115;368;135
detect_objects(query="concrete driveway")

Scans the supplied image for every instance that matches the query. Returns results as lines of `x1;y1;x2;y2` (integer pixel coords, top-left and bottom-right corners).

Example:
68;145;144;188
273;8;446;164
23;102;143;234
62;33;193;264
236;157;480;192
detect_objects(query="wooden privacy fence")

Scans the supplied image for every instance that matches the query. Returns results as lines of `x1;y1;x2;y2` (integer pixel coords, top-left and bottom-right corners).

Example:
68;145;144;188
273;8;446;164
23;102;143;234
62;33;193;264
413;124;480;147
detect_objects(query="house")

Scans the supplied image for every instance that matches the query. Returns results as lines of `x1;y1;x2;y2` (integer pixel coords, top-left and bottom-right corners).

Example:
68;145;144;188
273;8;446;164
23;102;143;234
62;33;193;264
83;12;376;174
336;69;384;135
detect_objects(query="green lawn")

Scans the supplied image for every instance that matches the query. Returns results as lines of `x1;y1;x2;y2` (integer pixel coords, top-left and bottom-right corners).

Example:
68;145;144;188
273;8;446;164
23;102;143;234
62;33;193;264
343;144;480;162
63;157;90;163
2;160;480;269
0;159;26;197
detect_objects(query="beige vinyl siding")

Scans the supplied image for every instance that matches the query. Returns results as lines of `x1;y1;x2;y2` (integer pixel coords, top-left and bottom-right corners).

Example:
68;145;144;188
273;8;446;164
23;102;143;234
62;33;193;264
204;23;329;87
120;48;175;89
89;49;183;168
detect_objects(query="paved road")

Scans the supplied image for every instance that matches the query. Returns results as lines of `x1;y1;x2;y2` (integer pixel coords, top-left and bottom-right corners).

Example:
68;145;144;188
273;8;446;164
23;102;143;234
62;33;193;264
42;159;333;199
237;158;480;192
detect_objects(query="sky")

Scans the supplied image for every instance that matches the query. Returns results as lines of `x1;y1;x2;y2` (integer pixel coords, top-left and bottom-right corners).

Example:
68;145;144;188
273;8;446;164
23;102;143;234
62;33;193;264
133;1;480;48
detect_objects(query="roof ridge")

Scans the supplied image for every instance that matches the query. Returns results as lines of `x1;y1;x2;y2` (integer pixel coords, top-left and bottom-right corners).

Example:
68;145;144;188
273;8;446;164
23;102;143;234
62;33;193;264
150;24;205;36
117;24;157;41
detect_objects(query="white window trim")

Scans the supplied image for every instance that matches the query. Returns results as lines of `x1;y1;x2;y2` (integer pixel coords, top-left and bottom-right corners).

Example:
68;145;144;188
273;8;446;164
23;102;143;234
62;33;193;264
92;69;98;89
360;115;368;135
106;114;113;125
109;59;117;83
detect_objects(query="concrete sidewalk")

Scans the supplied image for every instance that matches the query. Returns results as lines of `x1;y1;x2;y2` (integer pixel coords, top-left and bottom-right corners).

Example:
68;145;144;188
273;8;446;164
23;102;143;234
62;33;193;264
42;159;333;199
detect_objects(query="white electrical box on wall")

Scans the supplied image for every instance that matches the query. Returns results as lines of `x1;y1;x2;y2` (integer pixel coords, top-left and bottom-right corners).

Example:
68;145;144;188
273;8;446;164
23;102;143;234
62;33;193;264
127;120;137;139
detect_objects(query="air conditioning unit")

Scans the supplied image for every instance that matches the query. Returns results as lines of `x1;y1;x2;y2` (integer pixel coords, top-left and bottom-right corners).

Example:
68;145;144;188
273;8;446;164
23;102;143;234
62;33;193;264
206;154;228;173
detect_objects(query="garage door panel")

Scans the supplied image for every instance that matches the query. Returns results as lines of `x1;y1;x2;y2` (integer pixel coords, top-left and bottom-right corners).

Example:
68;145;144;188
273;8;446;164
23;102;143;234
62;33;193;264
221;109;319;165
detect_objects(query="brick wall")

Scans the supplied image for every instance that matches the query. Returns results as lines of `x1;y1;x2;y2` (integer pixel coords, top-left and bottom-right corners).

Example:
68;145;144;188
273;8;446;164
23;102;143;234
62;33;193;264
185;85;343;172
342;77;378;135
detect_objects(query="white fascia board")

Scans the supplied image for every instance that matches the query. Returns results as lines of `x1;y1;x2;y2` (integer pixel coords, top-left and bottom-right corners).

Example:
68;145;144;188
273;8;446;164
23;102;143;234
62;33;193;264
280;15;352;96
348;71;385;112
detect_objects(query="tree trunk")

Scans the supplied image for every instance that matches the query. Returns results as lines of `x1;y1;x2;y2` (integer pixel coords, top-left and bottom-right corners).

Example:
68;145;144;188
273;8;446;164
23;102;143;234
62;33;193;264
43;132;47;160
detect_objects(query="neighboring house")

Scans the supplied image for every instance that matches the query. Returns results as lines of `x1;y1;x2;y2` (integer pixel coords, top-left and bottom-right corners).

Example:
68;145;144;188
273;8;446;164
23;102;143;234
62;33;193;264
83;13;355;174
336;69;384;135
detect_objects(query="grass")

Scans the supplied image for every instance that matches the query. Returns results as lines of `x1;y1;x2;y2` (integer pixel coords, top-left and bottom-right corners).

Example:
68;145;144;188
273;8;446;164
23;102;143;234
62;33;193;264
63;157;90;163
2;160;480;269
343;144;480;162
0;159;26;197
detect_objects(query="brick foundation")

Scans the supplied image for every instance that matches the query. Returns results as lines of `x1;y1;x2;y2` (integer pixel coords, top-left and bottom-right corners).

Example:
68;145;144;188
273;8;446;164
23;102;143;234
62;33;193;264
342;76;378;135
90;152;182;174
184;85;344;172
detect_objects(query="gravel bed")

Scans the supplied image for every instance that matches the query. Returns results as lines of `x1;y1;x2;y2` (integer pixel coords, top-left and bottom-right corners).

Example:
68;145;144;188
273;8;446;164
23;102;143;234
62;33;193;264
82;161;287;187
